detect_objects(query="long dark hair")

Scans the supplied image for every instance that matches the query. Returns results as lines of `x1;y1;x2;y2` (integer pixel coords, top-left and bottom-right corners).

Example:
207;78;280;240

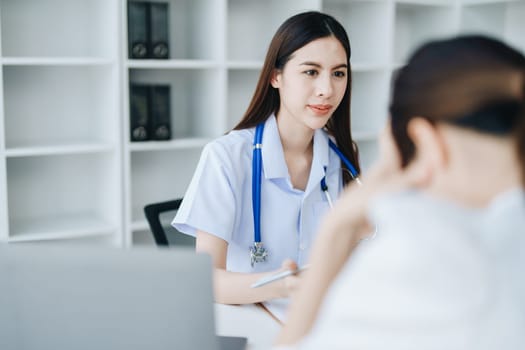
390;35;525;183
232;11;360;184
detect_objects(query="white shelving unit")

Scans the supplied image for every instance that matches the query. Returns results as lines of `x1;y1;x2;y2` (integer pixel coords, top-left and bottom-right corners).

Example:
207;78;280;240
0;0;523;246
0;0;122;245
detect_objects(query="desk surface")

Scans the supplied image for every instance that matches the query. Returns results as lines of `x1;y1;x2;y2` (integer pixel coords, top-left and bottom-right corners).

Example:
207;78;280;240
215;303;282;350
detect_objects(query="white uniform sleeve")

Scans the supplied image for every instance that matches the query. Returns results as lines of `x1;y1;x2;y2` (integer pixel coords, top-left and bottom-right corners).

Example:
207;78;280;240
172;140;239;242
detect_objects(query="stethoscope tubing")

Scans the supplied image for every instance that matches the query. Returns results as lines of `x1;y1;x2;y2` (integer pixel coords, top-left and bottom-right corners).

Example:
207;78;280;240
251;122;360;247
328;139;359;179
252;124;264;243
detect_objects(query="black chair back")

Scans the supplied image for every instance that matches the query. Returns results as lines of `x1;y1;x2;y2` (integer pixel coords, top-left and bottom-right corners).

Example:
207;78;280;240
144;198;195;247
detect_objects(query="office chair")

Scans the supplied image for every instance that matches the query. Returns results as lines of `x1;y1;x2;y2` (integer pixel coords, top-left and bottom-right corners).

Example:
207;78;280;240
143;198;195;247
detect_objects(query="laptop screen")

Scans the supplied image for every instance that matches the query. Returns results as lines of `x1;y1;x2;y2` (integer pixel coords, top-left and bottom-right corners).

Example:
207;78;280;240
0;244;242;350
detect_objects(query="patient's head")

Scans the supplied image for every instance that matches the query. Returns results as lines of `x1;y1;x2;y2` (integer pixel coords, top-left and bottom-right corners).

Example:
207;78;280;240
389;35;525;187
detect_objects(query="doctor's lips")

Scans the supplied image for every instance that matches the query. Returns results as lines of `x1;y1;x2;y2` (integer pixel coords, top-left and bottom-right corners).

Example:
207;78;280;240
308;104;333;115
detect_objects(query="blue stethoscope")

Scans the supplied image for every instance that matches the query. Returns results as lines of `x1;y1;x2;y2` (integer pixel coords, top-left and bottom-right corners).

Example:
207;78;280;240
250;122;361;266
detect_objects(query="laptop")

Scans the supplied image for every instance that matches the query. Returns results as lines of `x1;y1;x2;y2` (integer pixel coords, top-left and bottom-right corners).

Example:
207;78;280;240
0;244;247;350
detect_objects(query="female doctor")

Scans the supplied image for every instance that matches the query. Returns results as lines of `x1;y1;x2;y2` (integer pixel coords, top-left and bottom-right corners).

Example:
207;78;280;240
172;11;361;306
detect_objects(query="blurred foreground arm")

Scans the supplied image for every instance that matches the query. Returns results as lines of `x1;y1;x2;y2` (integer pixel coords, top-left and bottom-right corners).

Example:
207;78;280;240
275;176;370;345
276;124;429;346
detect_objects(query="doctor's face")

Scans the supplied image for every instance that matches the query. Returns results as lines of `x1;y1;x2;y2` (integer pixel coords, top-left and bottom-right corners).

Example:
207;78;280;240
271;36;348;131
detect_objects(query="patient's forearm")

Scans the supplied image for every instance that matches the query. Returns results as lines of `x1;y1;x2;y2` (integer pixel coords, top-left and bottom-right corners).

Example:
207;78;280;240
276;213;361;345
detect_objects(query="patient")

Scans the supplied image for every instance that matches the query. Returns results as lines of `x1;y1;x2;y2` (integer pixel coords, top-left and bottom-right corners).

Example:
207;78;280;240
275;35;525;349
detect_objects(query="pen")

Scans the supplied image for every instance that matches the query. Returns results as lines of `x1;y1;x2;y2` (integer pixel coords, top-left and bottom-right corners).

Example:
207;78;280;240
250;265;310;288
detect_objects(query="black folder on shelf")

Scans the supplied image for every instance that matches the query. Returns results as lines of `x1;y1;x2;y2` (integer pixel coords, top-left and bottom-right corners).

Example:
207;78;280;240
150;85;171;140
128;1;150;59
129;84;150;141
150;2;170;59
128;1;169;59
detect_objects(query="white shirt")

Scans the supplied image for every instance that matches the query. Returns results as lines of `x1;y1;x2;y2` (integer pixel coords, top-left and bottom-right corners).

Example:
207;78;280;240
299;188;525;350
172;115;344;273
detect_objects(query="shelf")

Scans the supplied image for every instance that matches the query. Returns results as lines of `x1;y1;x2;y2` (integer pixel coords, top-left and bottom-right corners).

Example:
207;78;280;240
504;1;525;53
355;139;380;173
323;0;392;65
460;0;525;55
5;143;116;158
351;70;391;136
128;138;210;152
127;0;225;60
226;61;263;70
3;65;119;149
461;0;516;4
127;59;220;69
0;0;118;58
1;57;115;66
227;0;320;61
352;63;390;72
8;214;116;242
353;131;380;142
461;2;507;38
128;68;226;139
394;2;457;64
130;149;202;223
6;154;121;240
395;0;455;5
227;70;260;130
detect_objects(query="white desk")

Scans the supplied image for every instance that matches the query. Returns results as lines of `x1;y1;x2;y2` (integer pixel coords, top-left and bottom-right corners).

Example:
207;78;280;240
215;303;282;350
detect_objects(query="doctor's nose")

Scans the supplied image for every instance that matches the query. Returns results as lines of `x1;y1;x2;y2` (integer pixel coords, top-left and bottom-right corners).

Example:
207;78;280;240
315;74;334;98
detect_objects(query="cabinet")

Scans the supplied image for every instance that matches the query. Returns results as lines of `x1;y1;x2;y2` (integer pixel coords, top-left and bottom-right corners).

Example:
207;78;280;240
0;0;523;246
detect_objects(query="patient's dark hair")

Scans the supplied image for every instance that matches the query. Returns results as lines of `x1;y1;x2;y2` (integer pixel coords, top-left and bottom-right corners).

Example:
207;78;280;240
389;35;525;183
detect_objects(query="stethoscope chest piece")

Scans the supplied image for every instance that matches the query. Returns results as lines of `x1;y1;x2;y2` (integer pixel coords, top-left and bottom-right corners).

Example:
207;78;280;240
250;242;268;267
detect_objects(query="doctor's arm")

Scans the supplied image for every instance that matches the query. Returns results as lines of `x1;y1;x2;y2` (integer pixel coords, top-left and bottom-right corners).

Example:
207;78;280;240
196;230;298;304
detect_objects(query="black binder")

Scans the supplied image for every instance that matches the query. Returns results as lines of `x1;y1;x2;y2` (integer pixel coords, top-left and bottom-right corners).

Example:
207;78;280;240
150;2;170;59
150;85;171;140
129;84;150;141
128;2;150;59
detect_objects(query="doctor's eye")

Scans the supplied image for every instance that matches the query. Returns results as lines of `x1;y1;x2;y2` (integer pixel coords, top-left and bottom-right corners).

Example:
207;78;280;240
304;70;319;77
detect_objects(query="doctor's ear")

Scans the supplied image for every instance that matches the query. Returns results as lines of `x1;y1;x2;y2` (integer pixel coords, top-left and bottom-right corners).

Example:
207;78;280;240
405;117;448;185
270;70;281;88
